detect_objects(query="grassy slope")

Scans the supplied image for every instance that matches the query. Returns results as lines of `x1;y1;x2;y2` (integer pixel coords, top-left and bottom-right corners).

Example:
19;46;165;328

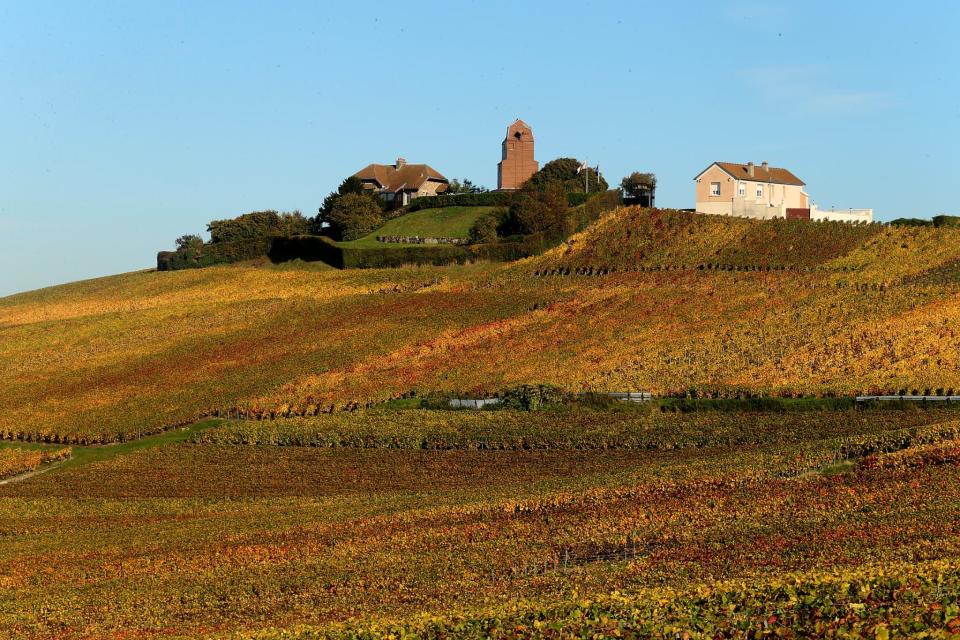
337;206;497;248
4;207;960;443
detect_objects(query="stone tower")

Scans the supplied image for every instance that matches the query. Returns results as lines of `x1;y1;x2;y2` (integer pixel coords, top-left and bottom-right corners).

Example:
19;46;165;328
497;119;538;190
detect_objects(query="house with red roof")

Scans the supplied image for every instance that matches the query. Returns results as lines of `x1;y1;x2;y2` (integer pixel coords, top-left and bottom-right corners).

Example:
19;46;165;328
694;161;810;220
352;157;449;207
693;161;872;222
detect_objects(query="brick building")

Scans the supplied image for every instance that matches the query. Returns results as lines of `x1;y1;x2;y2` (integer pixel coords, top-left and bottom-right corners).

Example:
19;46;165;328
497;119;538;190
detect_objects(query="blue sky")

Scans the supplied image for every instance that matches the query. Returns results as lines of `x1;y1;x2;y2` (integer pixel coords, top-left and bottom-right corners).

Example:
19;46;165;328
1;1;958;296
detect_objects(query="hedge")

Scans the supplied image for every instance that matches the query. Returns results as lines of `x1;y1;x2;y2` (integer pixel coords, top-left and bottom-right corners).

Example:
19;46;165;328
470;233;555;262
890;215;960;228
270;234;554;270
269;235;344;267
405;192;512;212
341;244;468;269
157;238;273;271
408;191;617;212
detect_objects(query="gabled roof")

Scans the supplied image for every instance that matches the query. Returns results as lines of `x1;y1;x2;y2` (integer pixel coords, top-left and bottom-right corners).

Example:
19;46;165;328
353;162;449;193
696;162;805;186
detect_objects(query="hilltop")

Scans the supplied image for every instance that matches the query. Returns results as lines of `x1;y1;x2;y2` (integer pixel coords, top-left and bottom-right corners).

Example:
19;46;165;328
3;207;960;444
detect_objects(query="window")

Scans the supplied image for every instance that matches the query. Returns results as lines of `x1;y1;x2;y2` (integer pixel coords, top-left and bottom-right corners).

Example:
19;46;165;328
710;182;721;196
756;184;764;198
738;183;745;196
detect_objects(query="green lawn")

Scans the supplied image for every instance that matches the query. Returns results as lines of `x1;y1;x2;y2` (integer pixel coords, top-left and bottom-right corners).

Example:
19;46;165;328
338;206;498;248
57;419;224;470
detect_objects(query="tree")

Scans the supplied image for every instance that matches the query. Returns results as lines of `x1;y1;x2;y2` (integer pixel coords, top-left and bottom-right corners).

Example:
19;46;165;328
314;176;381;233
446;178;488;194
207;210;308;244
621;172;657;195
527;158;608;194
276;210;310;237
621;172;657;207
175;234;204;251
500;183;570;237
327;193;385;241
468;210;505;244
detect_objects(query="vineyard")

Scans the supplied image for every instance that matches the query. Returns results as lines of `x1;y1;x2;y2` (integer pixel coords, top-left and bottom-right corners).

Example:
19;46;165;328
2;407;960;638
0;445;70;480
3;209;960;443
3;207;960;637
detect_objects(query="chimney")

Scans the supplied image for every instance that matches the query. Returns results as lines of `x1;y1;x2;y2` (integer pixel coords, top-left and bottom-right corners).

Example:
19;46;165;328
396;157;407;168
747;162;755;178
761;161;769;173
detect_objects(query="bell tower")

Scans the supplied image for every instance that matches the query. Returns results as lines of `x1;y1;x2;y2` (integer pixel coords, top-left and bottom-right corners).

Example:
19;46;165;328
497;119;538;190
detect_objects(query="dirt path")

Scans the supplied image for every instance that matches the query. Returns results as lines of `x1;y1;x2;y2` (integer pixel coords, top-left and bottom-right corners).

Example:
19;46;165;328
0;419;223;486
0;456;70;485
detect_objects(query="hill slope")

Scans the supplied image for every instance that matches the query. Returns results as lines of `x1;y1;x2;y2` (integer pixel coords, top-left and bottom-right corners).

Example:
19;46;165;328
337;205;498;248
534;207;960;283
3;207;960;443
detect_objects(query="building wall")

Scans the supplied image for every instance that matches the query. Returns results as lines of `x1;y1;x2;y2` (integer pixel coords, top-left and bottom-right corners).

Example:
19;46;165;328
695;164;810;219
695;164;735;215
415;180;447;198
810;205;873;223
497;121;538;190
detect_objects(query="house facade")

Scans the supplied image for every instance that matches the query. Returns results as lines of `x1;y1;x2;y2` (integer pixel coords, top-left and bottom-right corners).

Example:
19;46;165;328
694;161;872;223
694;162;810;220
353;157;449;207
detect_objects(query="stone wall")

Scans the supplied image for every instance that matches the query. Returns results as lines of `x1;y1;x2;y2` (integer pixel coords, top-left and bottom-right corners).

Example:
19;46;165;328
377;235;469;246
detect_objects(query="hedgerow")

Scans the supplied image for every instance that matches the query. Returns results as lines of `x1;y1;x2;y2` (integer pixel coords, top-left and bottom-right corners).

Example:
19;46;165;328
406;192;512;211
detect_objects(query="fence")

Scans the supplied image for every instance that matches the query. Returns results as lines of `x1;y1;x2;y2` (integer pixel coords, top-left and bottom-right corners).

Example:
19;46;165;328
604;392;653;403
449;398;501;409
449;392;651;410
856;395;960;403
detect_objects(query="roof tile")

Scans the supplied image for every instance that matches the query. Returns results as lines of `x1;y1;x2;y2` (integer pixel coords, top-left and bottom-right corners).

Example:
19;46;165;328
713;162;805;186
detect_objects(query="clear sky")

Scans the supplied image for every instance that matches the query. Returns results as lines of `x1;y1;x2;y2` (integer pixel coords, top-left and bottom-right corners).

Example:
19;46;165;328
1;1;958;296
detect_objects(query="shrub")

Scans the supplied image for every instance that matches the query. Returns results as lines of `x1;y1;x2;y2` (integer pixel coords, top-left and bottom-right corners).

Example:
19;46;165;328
499;384;566;410
175;234;204;251
890;216;960;228
933;215;960;228
467;209;506;244
313;176;384;233
207;210;308;244
328;193;385;241
444;178;488;194
499;183;570;237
